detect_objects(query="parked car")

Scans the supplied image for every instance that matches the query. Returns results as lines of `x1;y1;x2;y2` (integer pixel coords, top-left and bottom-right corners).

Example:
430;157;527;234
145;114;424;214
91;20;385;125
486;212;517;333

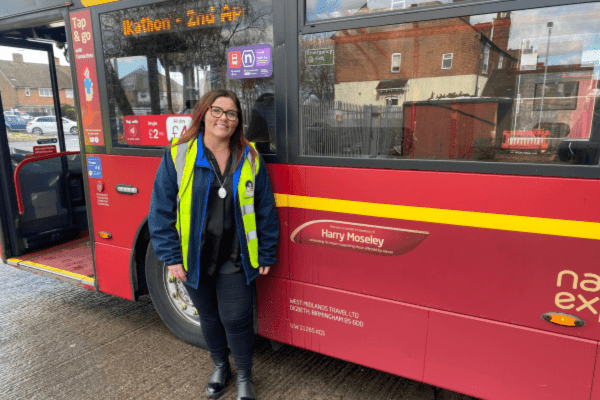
4;116;28;131
4;110;33;121
26;116;78;135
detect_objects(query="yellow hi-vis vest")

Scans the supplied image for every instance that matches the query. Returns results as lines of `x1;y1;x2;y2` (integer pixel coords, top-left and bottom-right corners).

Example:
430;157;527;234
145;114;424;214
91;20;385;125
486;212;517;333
170;138;260;272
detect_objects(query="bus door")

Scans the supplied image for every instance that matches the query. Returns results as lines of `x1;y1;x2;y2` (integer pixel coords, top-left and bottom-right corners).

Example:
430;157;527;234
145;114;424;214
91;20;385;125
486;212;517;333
0;37;92;289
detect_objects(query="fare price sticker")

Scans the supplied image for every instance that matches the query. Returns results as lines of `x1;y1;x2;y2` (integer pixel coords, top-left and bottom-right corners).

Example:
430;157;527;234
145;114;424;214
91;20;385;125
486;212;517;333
123;115;192;146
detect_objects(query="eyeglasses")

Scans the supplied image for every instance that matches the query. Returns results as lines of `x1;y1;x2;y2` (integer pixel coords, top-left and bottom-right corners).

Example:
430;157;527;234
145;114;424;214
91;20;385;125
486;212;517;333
210;106;239;121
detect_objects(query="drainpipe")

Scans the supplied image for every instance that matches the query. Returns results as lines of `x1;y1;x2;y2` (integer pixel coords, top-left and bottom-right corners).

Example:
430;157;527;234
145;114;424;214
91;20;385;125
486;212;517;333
475;35;483;96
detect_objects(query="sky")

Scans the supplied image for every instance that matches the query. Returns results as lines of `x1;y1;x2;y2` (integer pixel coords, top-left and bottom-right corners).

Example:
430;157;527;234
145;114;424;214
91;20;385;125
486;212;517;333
0;42;69;66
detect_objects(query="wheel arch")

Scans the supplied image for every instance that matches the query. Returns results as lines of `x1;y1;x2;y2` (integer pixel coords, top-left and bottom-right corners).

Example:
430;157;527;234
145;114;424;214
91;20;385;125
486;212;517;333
130;217;150;301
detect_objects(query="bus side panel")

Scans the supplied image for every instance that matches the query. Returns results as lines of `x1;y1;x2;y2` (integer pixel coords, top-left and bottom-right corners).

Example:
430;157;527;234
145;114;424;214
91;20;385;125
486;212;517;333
591;345;600;400
287;165;600;341
87;154;160;249
424;309;597;400
256;275;292;344
95;243;134;300
266;163;289;279
87;154;161;299
257;275;429;382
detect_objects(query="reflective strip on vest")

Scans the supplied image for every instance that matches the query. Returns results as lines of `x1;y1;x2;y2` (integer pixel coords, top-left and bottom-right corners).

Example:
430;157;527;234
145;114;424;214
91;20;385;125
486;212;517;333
170;138;197;272
246;230;258;241
171;139;261;271
241;204;255;216
236;145;260;268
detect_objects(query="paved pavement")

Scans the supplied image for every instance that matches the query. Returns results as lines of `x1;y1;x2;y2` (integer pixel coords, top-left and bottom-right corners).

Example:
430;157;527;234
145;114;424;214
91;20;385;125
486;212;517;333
0;264;478;400
8;136;80;152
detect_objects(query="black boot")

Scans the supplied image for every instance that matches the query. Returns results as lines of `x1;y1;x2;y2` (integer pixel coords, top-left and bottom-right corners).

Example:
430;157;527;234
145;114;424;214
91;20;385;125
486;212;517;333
236;369;256;400
205;360;231;398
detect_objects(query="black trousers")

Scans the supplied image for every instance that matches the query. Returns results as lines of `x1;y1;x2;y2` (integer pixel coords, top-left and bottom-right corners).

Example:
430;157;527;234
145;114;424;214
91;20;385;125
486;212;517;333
185;271;255;371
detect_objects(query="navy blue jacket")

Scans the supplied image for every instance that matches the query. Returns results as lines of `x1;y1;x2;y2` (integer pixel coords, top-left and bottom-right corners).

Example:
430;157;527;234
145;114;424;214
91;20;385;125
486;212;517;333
148;138;279;288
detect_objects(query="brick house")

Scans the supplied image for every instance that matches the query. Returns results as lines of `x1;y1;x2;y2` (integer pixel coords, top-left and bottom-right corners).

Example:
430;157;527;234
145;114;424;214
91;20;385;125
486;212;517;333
330;7;517;106
0;53;74;116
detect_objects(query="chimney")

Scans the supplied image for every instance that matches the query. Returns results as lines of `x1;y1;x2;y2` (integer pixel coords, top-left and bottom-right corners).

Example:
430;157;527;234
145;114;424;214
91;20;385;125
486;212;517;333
54;57;60;66
12;53;23;63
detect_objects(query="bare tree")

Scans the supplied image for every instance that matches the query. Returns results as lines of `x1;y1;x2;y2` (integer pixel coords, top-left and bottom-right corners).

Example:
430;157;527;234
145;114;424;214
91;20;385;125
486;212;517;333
299;33;335;104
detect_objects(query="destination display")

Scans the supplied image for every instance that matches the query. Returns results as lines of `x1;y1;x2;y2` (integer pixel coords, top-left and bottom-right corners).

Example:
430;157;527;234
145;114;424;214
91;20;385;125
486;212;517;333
122;4;245;37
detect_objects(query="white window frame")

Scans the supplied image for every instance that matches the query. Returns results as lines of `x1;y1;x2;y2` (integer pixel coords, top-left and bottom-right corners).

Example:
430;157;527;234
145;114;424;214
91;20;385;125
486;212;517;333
482;45;490;73
391;53;401;73
65;89;74;98
391;0;405;9
386;96;399;106
442;53;453;69
39;88;53;97
498;54;504;69
25;88;30;96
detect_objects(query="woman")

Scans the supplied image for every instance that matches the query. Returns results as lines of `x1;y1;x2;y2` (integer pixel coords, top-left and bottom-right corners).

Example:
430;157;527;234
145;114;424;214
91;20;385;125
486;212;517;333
148;89;279;400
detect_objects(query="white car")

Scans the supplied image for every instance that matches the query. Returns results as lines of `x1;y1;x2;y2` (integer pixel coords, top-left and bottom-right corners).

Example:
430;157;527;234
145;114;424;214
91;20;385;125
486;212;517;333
26;116;78;135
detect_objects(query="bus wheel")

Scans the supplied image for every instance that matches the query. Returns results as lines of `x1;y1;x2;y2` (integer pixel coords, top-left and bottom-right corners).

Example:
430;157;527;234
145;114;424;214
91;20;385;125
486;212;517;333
145;243;207;349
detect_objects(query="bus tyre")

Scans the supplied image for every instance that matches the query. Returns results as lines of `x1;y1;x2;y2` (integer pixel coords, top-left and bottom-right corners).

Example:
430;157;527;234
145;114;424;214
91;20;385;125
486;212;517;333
145;243;208;349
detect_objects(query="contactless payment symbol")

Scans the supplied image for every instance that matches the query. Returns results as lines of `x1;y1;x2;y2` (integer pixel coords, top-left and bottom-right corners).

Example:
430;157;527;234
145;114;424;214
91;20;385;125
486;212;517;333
229;51;241;68
129;125;138;137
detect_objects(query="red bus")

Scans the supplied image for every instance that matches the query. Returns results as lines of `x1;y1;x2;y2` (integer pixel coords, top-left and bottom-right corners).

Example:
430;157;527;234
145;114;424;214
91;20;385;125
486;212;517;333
0;0;599;399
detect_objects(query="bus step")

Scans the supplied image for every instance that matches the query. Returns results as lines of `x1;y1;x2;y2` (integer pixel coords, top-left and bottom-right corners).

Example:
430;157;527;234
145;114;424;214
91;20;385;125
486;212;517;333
7;237;94;290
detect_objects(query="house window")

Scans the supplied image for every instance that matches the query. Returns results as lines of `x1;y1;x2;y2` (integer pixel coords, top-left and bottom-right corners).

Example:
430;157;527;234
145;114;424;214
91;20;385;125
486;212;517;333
386;97;399;106
39;88;53;97
391;0;405;9
442;53;453;69
482;45;490;73
500;12;508;17
391;53;401;73
25;88;30;96
65;89;73;98
498;54;503;69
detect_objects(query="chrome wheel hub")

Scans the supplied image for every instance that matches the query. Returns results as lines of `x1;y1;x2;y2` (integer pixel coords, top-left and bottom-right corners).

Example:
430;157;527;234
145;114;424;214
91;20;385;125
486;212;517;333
163;266;199;325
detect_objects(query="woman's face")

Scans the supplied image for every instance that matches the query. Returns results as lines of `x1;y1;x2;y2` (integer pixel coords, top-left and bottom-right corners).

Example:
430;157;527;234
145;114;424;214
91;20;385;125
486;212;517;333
203;96;239;143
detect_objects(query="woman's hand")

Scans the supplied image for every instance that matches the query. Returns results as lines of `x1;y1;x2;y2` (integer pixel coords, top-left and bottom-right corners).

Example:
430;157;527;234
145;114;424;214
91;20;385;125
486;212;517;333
168;264;187;281
259;266;271;275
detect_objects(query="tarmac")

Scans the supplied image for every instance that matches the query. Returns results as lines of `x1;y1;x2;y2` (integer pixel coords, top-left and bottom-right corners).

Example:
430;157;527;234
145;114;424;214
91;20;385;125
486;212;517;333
7;132;47;142
0;263;478;400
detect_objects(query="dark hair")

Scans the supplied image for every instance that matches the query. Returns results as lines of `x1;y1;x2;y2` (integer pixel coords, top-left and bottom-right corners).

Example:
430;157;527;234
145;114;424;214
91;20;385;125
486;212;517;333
173;89;257;173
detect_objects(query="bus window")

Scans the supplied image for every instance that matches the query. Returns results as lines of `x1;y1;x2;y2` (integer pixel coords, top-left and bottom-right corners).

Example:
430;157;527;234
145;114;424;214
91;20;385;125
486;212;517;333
300;3;600;165
99;0;275;151
306;0;472;21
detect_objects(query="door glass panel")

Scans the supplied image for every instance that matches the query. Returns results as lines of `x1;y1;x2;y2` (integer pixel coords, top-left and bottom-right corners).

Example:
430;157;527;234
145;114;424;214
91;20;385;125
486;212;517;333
0;45;79;162
100;0;276;153
300;3;600;165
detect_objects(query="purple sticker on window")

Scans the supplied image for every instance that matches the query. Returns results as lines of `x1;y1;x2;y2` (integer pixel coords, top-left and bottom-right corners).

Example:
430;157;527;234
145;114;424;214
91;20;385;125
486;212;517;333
227;44;273;79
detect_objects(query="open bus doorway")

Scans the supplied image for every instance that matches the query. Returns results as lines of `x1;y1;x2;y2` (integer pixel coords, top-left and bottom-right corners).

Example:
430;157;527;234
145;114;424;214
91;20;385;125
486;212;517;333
0;26;93;290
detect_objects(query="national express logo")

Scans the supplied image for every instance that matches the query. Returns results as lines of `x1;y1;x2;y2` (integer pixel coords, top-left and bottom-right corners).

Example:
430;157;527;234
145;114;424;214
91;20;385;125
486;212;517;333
290;220;428;256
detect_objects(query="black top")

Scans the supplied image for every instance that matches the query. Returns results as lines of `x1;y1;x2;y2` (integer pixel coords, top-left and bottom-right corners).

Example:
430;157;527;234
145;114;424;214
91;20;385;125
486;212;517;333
199;146;242;275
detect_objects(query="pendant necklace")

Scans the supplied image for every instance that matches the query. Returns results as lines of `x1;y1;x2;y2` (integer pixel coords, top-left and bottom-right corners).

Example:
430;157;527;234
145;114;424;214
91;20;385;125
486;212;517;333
208;157;227;199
